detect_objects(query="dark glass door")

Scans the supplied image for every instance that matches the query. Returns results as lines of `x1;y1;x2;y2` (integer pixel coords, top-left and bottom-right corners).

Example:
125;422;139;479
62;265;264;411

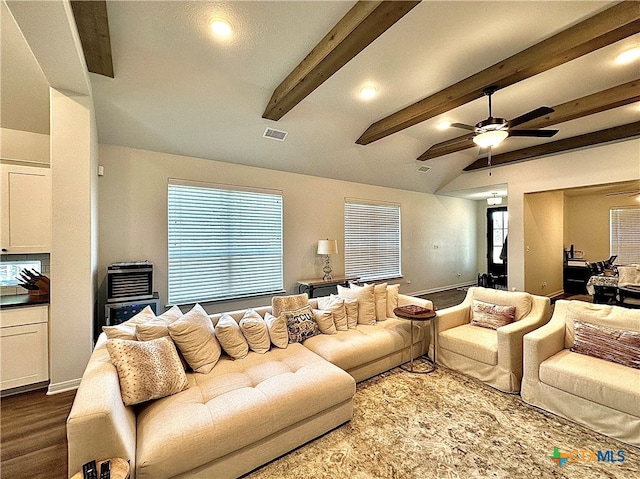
487;207;508;281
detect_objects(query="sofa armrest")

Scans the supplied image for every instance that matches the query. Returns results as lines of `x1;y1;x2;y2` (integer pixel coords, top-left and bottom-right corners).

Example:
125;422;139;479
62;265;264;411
522;302;568;382
67;336;137;477
397;294;433;311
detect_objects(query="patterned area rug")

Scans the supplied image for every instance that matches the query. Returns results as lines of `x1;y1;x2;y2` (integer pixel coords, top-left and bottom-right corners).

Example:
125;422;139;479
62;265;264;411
245;365;639;478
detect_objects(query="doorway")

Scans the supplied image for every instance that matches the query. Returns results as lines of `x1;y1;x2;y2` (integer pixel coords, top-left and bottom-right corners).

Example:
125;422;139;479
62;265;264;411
487;207;508;286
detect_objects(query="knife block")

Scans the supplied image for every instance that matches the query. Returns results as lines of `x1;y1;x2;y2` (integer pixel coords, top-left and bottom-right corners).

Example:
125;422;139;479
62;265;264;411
28;276;50;296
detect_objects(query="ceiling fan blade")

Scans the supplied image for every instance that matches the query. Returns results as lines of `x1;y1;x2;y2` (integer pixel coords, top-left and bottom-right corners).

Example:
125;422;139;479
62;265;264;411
427;133;475;151
508;129;559;138
508;106;554;128
450;122;477;132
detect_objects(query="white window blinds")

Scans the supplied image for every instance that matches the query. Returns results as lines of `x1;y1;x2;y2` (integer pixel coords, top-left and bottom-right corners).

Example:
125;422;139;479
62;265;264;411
168;180;283;304
610;207;640;264
344;199;401;282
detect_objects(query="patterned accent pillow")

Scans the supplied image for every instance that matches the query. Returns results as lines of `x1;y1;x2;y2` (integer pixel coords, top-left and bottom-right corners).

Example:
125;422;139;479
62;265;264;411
239;309;270;354
272;293;309;318
264;312;288;348
106;337;189;406
282;305;321;343
168;303;221;373
471;300;516;330
215;314;249;359
571;320;640;369
317;296;348;331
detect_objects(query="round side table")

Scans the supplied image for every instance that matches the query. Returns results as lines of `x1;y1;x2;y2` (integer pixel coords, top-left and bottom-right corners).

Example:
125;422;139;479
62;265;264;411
71;458;130;479
394;306;437;374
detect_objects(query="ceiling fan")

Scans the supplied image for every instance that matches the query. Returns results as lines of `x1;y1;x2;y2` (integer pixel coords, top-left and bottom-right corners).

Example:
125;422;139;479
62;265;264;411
431;86;559;152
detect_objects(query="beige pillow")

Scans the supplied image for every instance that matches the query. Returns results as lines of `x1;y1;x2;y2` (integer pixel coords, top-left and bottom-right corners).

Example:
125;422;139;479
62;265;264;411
272;293;309;318
471;300;516;330
215;314;249;359
264;312;288;348
317;296;348;331
168;303;221;373
571;320;640;369
332;294;358;329
472;288;532;321
106;337;188;406
103;305;157;340
366;282;388;320
239;309;270;354
386;284;400;318
338;284;376;325
135;306;183;341
313;309;337;335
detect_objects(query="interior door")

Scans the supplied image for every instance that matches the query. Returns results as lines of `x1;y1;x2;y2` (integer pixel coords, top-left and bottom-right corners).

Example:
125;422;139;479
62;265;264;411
487;207;508;280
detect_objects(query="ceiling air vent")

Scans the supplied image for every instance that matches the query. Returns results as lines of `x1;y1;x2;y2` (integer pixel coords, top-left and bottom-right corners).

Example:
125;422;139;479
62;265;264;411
263;127;288;141
417;166;431;173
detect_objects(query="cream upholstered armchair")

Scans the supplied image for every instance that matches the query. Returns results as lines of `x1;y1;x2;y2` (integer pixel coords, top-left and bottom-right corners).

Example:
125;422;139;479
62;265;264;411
435;287;551;393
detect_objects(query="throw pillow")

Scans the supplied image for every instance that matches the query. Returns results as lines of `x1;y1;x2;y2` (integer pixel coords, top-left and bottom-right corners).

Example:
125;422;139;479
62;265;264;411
571;320;640;369
239;309;270;354
168;303;221;373
366;282;388;320
106;337;189;406
317;296;348;331
264;312;288;348
272;293;309;318
471;300;516;330
386;284;400;318
215;314;249;359
313;309;337;335
281;305;321;343
135;306;183;341
102;305;157;340
331;294;358;329
337;284;376;325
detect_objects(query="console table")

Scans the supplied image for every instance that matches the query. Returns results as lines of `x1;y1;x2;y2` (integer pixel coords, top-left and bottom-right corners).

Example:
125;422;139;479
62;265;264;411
297;276;359;298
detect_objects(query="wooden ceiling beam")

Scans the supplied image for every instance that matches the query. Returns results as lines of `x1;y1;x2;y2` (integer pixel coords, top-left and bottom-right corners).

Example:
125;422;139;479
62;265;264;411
70;0;114;78
463;121;640;171
357;1;640;145
417;78;640;161
262;1;420;121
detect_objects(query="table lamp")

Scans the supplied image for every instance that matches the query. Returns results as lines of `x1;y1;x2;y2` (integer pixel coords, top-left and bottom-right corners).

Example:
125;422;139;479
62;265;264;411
317;239;338;280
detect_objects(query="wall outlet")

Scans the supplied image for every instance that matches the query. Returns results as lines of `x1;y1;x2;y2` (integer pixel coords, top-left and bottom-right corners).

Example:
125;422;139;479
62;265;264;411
457;272;462;277
541;281;547;288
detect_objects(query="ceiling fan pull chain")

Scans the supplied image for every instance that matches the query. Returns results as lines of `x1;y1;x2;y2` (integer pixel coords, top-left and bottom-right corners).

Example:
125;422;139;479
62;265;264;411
488;148;493;176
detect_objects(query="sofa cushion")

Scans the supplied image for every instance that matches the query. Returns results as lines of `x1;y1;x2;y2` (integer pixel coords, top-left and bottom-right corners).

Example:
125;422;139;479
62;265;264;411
215;313;250;359
438;323;497;365
564;301;640;348
303;318;422;371
571;320;640;369
472;288;532;321
317;296;348;331
282;305;321;343
264;312;288;349
471;299;516;330
271;293;309;318
168;304;222;374
106;337;188;406
134;344;355;479
539;349;640;417
337;284;376;325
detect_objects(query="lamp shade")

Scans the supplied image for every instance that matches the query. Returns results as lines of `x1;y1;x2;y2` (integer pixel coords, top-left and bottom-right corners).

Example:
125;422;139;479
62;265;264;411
473;130;508;149
317;239;338;255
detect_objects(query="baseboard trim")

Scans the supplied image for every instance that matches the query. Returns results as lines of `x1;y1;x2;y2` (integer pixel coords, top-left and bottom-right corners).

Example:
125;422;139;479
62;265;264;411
47;378;80;395
410;281;476;297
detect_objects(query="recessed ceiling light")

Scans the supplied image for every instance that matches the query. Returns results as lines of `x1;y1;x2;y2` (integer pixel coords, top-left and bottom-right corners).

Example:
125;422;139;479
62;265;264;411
615;47;640;64
359;86;377;100
436;121;452;130
210;18;232;38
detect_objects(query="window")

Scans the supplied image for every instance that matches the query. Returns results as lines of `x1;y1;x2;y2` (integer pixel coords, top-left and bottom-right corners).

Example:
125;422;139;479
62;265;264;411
168;180;283;304
344;199;401;282
610;207;640;264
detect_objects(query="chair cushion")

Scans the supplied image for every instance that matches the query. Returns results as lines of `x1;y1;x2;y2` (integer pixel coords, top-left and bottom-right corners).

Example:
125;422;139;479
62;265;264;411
438;324;498;365
539;349;640;417
471;288;532;321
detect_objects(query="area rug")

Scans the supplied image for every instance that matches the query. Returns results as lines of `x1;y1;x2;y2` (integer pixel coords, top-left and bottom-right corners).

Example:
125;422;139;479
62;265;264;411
244;364;639;478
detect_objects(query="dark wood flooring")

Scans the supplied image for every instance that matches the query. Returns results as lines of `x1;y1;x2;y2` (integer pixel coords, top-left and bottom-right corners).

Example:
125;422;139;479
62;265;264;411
418;287;468;309
1;388;75;479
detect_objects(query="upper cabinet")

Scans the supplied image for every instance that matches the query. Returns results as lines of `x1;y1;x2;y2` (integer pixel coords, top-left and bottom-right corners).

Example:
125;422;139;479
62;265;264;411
0;163;51;253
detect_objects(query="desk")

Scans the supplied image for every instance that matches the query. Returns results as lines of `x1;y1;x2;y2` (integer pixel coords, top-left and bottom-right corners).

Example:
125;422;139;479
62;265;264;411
297;276;358;298
394;306;437;374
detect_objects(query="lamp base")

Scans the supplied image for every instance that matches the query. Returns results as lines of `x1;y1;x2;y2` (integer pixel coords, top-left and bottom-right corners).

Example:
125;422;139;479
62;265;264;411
322;255;333;281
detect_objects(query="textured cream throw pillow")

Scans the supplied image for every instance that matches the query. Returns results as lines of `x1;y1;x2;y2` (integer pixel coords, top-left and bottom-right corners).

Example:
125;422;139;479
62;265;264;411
215;314;249;359
317;296;348;331
135;305;184;341
239;309;271;354
264;312;288;348
331;294;358;329
366;282;388;321
106;337;188;406
313;309;337;334
168;303;221;373
272;293;309;318
337;284;376;325
386;284;400;318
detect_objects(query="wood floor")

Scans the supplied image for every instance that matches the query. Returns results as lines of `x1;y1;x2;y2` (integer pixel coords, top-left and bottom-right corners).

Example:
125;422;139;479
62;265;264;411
1;388;75;479
0;288;467;479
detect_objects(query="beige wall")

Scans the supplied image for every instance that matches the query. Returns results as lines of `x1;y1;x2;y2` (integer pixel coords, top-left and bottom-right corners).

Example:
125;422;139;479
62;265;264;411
98;144;478;314
0;127;49;164
523;191;564;296
565;193;638;263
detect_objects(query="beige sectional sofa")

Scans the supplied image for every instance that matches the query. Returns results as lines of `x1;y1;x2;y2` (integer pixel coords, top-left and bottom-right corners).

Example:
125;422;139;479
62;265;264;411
67;292;433;479
522;300;640;447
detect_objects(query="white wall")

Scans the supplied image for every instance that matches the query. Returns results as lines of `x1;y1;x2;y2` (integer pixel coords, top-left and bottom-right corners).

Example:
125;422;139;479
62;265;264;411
0;127;49;163
98;144;478;314
439;139;640;291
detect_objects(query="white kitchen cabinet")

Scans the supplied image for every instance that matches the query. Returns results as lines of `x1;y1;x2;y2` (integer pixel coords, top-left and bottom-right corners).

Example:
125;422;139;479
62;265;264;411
0;305;49;391
0;163;52;253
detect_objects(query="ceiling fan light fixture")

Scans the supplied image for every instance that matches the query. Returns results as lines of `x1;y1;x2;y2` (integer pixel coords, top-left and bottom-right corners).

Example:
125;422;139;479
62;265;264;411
487;193;502;206
473;130;508;149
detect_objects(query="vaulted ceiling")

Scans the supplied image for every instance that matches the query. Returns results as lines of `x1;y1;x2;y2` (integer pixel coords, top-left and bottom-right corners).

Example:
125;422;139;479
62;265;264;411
3;1;640;194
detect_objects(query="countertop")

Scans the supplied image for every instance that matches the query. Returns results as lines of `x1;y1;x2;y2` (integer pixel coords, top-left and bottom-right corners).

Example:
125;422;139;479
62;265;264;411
0;294;50;309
